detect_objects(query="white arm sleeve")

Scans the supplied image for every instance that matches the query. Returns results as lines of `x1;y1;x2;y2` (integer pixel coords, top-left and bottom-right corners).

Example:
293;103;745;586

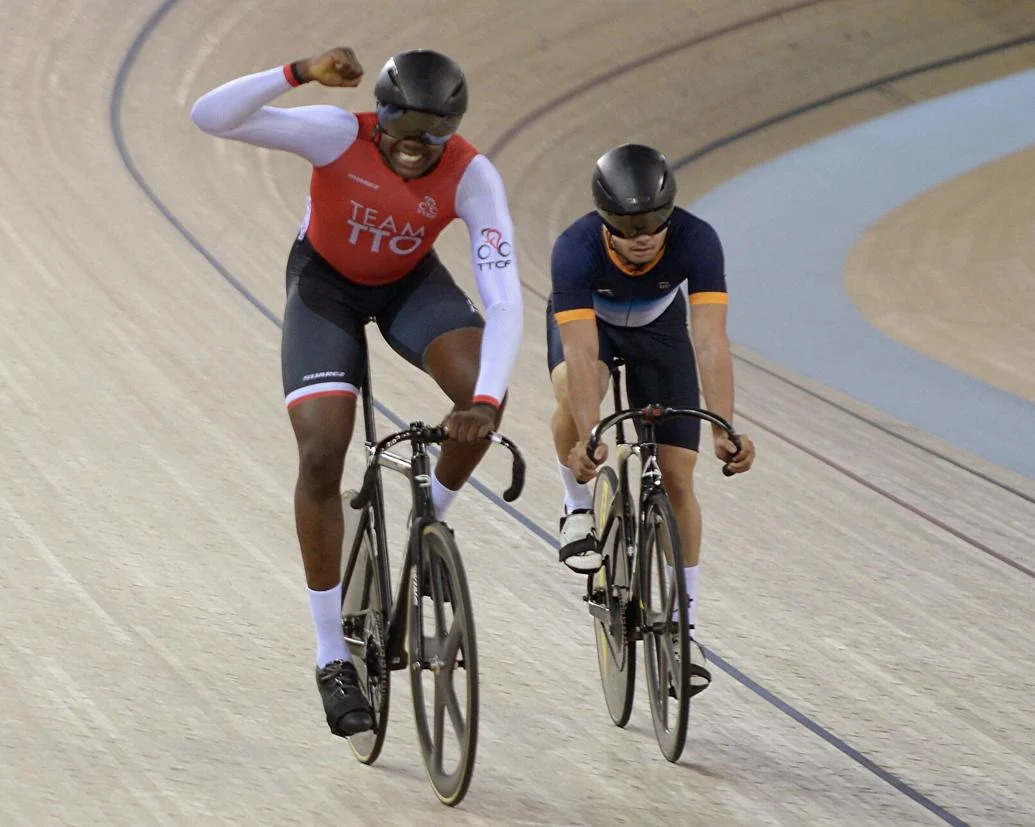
454;155;524;406
190;67;357;167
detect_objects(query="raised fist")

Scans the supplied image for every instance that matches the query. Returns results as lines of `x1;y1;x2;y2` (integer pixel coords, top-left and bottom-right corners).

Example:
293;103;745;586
299;47;363;87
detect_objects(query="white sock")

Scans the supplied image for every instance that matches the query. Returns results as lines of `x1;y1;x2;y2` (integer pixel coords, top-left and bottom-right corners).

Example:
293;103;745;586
308;584;350;668
431;470;460;520
684;565;700;632
558;460;592;513
667;565;700;632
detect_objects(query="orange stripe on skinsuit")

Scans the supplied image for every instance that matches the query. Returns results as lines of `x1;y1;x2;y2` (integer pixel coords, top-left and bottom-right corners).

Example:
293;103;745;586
689;291;728;306
555;308;596;324
472;395;501;409
286;389;356;410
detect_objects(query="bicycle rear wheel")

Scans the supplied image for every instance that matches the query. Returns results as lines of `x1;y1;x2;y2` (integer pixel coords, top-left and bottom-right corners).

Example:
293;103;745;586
340;490;390;765
639;492;691;762
409;521;478;806
590;467;636;727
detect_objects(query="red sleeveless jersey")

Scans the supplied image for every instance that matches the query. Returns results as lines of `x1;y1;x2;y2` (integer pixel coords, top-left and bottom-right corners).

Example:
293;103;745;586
305;113;479;285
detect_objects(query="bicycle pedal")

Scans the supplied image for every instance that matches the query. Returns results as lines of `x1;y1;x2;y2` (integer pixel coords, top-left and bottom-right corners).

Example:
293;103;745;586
584;588;607;605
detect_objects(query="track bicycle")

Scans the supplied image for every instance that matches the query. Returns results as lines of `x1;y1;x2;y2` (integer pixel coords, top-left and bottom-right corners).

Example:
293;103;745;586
339;350;524;806
584;357;740;762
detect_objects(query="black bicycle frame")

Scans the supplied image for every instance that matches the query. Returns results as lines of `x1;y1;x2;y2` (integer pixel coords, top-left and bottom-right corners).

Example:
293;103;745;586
341;337;523;674
591;358;736;638
341;350;435;672
591;360;668;639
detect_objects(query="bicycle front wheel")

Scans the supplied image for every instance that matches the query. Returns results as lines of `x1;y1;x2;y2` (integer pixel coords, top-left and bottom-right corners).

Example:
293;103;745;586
409;521;478;806
340;490;391;765
590;466;635;727
639;492;691;763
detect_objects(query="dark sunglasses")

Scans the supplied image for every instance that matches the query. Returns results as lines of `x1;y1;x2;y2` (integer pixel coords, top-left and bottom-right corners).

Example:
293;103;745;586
599;205;674;239
376;104;461;146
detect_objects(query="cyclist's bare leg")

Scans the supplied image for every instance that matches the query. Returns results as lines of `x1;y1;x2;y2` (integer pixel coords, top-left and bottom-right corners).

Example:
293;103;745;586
288;392;378;728
657;444;702;564
423;327;502;495
549;362;612;570
549;361;610;461
288;394;357;590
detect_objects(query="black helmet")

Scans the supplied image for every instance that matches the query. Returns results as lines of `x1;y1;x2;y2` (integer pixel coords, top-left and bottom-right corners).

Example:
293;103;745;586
592;144;676;214
592;144;676;237
374;49;468;117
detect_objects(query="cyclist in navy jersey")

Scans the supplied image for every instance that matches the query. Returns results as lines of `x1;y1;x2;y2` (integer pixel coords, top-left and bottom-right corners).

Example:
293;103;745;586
547;144;756;694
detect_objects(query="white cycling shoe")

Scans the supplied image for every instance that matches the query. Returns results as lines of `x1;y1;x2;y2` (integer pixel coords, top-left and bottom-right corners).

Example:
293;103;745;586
558;509;601;573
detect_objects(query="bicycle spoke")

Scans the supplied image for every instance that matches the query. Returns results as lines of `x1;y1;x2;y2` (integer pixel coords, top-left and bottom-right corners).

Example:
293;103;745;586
431;566;449;633
421;615;461;665
433;678;446;773
441;677;465;735
665;632;678;671
661;633;677;703
443;615;463;663
662;574;676;621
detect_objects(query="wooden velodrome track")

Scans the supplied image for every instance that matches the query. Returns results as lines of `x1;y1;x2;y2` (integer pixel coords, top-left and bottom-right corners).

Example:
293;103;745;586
2;1;1033;824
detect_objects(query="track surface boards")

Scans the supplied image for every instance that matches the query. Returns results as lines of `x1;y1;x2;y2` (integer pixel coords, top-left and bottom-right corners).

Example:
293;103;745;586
2;2;1032;824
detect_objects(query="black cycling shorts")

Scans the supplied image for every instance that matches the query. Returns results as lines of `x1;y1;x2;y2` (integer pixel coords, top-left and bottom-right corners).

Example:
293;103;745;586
282;236;484;408
546;297;701;450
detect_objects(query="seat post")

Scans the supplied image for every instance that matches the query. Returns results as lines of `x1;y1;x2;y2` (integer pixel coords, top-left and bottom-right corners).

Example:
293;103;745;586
361;325;377;446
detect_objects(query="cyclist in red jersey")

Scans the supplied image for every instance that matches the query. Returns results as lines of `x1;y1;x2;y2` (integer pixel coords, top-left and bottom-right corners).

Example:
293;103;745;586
192;47;522;738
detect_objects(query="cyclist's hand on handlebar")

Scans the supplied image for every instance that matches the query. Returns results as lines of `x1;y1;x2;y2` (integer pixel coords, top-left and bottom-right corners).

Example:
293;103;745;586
442;403;497;443
714;431;755;474
299;47;364;87
569;439;607;484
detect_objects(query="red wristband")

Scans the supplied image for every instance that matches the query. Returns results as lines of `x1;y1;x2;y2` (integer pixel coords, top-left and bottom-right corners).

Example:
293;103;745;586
472;395;501;410
283;62;306;87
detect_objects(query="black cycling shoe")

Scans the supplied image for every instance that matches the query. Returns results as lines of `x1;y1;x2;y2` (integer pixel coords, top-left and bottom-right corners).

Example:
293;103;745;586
315;660;375;737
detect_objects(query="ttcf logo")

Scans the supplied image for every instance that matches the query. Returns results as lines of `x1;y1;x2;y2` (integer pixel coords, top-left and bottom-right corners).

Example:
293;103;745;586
476;227;512;270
